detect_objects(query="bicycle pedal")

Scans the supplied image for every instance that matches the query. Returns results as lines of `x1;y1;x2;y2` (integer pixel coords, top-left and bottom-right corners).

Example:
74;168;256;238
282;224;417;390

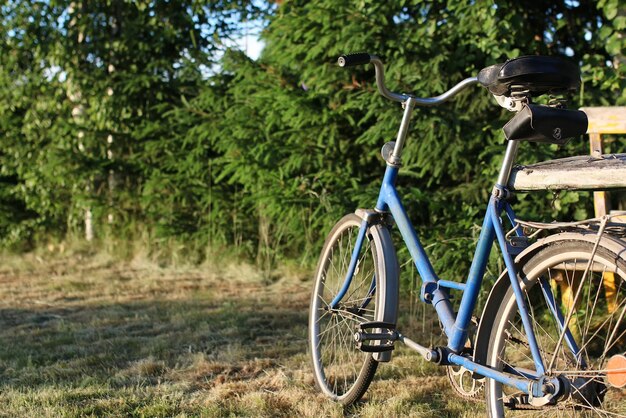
358;321;396;331
354;322;397;353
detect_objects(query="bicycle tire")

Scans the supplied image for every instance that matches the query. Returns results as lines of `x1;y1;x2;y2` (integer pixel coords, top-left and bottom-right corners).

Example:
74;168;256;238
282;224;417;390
485;238;626;417
309;213;398;406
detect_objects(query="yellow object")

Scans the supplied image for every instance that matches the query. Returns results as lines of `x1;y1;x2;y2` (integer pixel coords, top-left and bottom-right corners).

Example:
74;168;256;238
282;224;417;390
604;271;618;314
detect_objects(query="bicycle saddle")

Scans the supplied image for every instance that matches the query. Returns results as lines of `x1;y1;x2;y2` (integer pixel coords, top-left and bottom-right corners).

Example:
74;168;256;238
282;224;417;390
478;56;580;97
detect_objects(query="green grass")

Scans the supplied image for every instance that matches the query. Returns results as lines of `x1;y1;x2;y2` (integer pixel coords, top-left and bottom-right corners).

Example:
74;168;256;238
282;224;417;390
0;250;483;417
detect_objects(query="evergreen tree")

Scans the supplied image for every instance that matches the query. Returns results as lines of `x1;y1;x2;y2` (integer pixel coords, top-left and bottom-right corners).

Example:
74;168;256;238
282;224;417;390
181;0;624;272
0;0;623;274
0;0;264;249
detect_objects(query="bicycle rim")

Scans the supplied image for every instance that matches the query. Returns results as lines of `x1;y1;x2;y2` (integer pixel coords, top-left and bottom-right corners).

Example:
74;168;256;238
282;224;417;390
309;214;385;405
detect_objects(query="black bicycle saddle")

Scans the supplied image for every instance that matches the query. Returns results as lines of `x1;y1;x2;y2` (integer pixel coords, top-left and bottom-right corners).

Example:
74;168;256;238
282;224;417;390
478;56;580;97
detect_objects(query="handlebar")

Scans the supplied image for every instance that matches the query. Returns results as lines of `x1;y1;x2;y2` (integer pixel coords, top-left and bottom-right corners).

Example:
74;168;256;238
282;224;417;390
338;53;478;105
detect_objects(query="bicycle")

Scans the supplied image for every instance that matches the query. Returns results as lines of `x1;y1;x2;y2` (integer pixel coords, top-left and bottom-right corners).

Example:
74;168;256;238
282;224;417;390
308;52;626;417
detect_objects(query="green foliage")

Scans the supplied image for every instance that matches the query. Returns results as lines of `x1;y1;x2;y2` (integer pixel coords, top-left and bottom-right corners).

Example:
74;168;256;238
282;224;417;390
0;0;265;249
0;0;624;276
208;0;623;274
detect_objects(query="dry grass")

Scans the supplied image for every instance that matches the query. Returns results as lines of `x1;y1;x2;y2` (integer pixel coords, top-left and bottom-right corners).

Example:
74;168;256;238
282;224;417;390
0;249;483;417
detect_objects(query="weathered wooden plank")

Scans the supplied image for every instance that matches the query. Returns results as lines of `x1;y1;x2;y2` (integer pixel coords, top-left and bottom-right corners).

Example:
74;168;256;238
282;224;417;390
509;153;626;191
580;107;626;134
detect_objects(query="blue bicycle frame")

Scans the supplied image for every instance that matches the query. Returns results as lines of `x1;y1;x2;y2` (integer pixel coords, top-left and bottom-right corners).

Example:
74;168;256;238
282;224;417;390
327;97;582;398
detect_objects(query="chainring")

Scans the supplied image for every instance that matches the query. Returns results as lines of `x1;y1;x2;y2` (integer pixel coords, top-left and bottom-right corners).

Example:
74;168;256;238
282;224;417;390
446;317;485;400
446;363;485;400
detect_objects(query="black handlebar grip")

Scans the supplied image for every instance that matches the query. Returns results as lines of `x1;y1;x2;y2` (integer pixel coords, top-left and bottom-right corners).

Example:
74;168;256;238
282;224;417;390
338;53;371;67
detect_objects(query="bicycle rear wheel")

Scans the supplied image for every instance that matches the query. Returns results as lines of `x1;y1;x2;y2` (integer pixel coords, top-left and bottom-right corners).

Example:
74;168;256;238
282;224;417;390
309;213;398;406
485;238;626;417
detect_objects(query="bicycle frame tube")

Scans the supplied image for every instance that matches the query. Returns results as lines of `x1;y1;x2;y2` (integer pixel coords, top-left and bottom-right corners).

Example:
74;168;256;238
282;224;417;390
374;166;503;351
489;193;582;375
375;165;458;334
448;207;495;350
489;199;546;375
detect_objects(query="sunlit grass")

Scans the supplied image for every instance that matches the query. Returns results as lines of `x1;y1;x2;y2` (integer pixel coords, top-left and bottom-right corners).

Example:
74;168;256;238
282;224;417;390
0;250;483;417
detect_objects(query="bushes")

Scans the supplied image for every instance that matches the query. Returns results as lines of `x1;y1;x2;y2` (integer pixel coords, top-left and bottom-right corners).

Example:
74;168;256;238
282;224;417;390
1;1;624;272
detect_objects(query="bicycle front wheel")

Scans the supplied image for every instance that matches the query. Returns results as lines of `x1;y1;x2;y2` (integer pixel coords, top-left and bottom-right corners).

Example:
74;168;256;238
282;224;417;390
309;213;398;406
485;238;626;417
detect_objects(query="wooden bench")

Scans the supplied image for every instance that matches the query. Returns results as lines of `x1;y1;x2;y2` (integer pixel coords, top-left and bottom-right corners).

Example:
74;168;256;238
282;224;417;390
508;107;626;312
508;153;626;191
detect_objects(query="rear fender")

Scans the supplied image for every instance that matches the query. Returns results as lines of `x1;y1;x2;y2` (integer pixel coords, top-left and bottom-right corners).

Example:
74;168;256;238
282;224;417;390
473;231;626;368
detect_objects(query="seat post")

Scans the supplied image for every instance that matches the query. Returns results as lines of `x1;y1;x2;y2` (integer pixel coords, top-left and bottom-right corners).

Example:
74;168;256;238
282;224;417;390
389;97;417;165
496;140;520;189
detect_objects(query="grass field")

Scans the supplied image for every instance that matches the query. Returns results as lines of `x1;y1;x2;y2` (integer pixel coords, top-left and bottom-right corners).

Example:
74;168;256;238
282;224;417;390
0;249;483;417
